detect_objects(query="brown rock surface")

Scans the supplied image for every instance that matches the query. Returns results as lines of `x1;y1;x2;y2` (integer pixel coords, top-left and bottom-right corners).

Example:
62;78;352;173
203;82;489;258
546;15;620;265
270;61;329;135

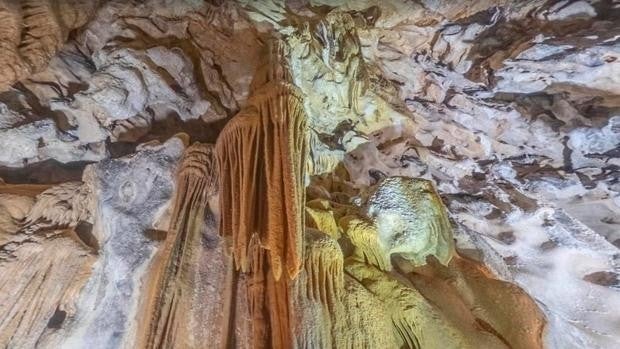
0;1;618;348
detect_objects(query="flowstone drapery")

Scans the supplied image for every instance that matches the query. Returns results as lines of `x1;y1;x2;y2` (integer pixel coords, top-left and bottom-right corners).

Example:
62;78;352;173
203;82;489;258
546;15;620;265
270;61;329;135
0;0;103;91
1;1;618;348
216;41;308;348
140;142;221;349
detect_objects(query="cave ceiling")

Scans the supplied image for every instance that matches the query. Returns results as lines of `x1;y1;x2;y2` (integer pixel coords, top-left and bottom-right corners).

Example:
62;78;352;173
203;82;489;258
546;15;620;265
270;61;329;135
0;1;619;348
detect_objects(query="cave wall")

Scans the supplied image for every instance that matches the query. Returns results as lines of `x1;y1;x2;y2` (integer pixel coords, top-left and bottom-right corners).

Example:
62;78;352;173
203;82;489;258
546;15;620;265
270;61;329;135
0;1;618;348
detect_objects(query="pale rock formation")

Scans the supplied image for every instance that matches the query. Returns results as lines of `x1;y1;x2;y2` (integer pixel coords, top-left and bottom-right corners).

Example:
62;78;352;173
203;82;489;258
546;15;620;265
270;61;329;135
365;177;454;266
0;0;618;348
22;181;93;233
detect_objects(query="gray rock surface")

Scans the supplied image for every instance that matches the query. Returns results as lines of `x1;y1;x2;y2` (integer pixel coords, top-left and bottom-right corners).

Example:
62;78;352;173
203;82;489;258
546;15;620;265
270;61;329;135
43;136;183;348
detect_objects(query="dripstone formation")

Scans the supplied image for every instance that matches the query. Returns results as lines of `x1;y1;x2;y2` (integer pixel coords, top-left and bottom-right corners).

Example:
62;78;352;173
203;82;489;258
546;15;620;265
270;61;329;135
0;1;618;348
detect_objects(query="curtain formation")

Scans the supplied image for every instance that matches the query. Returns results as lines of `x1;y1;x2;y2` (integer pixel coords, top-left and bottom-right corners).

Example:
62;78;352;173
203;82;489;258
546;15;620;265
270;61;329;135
216;63;307;281
216;40;308;348
141;143;220;349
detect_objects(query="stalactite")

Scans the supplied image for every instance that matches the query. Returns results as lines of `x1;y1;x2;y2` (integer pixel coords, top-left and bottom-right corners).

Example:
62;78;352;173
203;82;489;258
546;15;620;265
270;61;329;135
246;234;269;349
304;228;344;307
0;194;34;235
305;204;341;239
0;1;26;90
244;231;297;349
0;185;95;348
140;142;220;349
18;0;64;73
306;128;344;176
313;12;367;115
217;111;262;275
175;142;219;200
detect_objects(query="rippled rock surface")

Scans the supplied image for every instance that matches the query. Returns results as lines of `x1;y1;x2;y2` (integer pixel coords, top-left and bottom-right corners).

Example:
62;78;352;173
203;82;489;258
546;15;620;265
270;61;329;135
0;1;618;348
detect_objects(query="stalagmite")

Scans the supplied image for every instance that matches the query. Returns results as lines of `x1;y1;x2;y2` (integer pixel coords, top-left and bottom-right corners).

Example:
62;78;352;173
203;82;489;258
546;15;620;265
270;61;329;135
305;204;341;239
345;260;508;349
400;255;546;349
332;277;400;349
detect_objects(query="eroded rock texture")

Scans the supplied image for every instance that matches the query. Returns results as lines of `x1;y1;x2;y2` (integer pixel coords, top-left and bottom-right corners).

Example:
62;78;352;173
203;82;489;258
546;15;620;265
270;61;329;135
0;0;619;348
0;0;103;92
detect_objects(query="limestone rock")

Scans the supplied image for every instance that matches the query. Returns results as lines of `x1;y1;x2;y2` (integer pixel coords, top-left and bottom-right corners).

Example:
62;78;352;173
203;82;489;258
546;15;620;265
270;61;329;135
0;0;618;348
365;176;455;266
